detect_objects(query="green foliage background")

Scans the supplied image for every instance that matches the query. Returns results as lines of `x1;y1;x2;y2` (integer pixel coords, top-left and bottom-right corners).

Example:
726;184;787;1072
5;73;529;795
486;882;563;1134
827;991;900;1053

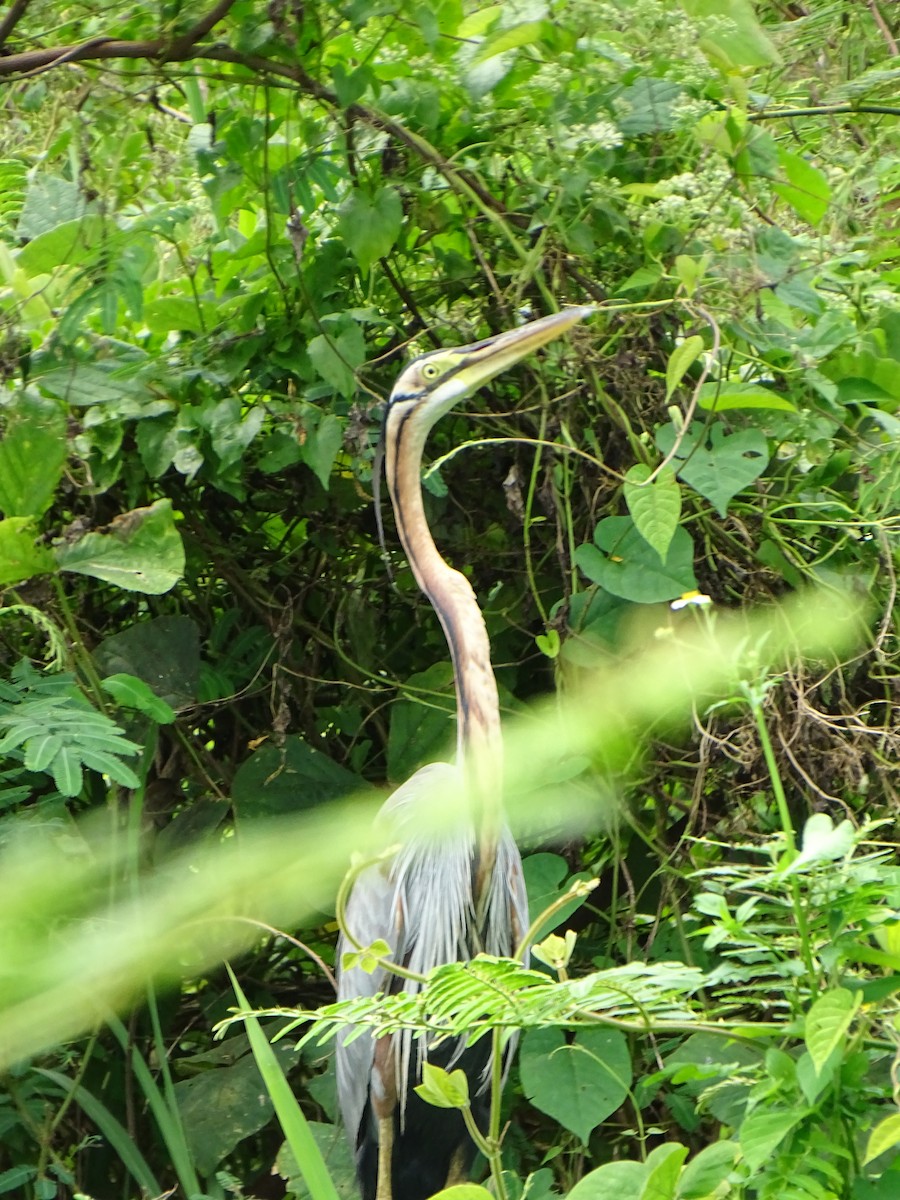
0;0;898;1197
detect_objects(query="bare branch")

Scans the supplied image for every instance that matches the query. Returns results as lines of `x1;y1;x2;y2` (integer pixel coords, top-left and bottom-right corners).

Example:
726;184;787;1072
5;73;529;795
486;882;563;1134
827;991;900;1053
0;0;31;51
165;0;240;59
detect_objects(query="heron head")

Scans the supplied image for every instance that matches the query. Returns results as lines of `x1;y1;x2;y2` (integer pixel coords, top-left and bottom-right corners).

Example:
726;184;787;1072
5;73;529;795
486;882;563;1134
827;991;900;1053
385;306;595;437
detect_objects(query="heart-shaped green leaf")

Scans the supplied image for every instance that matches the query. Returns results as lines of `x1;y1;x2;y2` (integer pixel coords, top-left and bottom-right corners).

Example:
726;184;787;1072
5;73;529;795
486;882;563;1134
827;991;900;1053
656;421;769;517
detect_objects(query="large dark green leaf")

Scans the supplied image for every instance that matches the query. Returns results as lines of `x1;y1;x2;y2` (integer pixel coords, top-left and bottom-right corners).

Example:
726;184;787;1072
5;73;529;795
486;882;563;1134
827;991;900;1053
575;516;697;603
94;616;200;710
232;735;363;822
519;1027;632;1143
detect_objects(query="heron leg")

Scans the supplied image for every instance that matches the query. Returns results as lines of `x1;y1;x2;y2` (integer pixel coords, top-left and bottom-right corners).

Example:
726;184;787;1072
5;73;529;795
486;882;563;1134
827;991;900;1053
376;1116;394;1200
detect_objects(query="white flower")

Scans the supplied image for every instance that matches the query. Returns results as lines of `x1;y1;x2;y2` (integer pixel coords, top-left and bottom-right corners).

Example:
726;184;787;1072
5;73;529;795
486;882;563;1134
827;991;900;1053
671;590;713;610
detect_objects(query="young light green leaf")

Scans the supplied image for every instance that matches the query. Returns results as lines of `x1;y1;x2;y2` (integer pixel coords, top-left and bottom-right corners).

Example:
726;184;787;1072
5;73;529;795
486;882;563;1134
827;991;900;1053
55;499;185;594
535;629;560;659
623;464;682;560
773;148;831;227
698;382;797;412
665;336;704;400
804;987;860;1075
415;1062;470;1110
471;20;546;64
864;1113;900;1166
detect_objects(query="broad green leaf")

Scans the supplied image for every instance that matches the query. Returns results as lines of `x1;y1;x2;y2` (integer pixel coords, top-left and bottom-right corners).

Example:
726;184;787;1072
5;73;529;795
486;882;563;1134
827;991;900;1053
738;1109;805;1172
16;213;107;275
666;336;704;399
676;1141;739;1198
641;1143;688;1200
523;852;592;943
174;1049;281;1176
308;322;365;399
471;20;546;64
575;516;697;603
338;187;403;274
697;382;797;412
387;662;455;781
683;0;781;69
804;987;859;1074
795;1050;834;1106
520;1026;631;1143
655;422;769;518
93;615;200;710
458;6;501;37
55;499;185;594
864;1113;900;1166
615;79;684;136
0;392;66;517
16;175;87;240
623;465;682;559
568;1162;647;1200
231;734;362;823
301;412;345;489
0;517;55;585
275;1122;357;1200
142;296;209;333
432;1188;493;1200
616;265;663;295
773;148;831;227
101;674;176;724
34;362;150;407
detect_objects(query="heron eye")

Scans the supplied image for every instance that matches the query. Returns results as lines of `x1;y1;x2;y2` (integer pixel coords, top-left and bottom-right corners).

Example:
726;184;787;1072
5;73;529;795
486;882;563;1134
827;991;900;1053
422;363;440;381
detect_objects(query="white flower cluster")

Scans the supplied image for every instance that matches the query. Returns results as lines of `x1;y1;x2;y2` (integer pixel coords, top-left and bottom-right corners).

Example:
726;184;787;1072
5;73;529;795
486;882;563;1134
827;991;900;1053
634;158;754;244
560;118;624;151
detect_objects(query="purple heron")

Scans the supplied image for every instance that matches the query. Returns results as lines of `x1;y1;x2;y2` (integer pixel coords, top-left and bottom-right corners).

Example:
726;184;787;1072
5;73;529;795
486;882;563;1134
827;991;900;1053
336;307;594;1200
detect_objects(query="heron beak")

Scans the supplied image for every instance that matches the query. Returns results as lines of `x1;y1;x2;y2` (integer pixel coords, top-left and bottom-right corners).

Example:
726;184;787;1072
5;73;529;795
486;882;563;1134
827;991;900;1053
450;305;595;395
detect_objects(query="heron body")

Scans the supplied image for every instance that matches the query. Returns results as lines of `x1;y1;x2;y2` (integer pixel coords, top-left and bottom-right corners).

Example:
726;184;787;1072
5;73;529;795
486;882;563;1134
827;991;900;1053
336;308;594;1200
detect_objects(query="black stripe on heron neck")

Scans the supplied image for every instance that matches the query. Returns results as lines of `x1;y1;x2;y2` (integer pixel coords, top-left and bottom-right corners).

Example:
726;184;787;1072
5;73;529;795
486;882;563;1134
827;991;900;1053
389;404;474;745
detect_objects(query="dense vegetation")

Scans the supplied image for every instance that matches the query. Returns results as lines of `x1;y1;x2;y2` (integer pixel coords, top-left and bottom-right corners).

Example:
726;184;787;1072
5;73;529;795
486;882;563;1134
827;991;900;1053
0;1;898;1198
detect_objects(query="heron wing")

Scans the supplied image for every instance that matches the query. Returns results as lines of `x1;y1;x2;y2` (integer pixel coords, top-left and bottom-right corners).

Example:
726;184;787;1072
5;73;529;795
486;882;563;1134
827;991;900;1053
335;763;459;1148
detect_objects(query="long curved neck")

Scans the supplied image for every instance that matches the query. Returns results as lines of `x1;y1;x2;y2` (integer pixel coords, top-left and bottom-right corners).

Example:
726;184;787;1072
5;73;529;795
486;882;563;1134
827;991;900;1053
385;409;502;873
